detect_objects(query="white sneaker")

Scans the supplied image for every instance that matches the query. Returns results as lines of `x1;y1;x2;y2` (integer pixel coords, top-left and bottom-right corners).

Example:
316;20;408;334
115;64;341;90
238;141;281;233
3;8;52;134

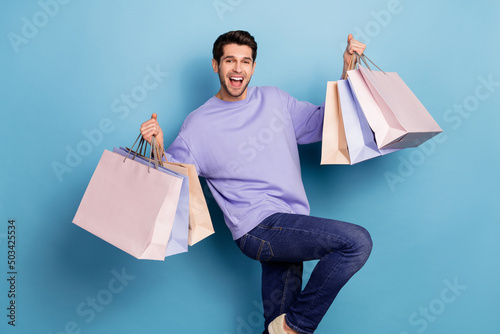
268;313;287;334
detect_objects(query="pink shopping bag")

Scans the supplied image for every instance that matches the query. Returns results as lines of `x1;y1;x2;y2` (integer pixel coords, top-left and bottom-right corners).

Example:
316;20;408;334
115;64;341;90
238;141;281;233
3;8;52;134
113;146;190;257
348;63;442;149
73;150;183;261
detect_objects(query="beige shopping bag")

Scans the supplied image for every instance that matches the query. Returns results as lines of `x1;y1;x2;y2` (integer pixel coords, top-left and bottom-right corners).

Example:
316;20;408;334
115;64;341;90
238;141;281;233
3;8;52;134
142;135;215;246
163;161;214;246
321;81;351;165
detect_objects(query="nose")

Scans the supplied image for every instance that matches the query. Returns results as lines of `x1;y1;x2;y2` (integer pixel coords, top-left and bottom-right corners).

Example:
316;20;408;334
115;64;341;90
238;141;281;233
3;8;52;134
233;61;242;73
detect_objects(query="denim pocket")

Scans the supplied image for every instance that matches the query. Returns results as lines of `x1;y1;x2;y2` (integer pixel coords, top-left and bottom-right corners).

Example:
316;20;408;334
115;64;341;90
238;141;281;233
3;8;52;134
238;234;274;262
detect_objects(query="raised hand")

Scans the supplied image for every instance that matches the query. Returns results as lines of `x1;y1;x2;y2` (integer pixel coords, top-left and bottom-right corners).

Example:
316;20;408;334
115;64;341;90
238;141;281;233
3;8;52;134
140;113;164;150
342;34;366;78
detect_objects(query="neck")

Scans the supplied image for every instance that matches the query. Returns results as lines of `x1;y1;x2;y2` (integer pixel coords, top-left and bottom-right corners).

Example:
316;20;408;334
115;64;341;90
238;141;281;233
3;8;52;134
215;88;248;102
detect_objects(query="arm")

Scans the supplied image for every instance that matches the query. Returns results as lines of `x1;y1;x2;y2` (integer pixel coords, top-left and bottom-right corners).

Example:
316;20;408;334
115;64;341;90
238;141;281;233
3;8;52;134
288;35;366;144
287;95;325;145
140;113;203;174
341;34;366;79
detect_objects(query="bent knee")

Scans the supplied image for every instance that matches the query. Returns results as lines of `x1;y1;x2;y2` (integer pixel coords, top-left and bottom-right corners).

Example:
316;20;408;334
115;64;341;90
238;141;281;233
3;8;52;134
350;225;373;259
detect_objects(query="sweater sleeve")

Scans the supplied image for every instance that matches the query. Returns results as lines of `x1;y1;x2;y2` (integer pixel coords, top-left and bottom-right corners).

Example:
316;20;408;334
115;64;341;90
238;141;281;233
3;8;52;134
165;133;204;177
281;89;325;145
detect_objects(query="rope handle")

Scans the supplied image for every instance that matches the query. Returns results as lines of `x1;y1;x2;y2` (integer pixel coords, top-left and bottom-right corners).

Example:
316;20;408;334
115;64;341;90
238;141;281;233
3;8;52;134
122;134;166;173
342;52;386;79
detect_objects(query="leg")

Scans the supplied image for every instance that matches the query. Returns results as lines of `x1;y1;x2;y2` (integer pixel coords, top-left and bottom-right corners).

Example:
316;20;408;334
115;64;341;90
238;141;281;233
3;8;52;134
236;213;372;334
260;261;303;330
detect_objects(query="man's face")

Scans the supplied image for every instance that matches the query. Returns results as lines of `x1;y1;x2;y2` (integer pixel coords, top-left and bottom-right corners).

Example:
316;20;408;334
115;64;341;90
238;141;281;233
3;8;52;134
212;43;256;102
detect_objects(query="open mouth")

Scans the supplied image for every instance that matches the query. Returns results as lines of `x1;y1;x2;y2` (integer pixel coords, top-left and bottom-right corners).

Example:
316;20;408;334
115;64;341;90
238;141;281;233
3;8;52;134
229;76;243;88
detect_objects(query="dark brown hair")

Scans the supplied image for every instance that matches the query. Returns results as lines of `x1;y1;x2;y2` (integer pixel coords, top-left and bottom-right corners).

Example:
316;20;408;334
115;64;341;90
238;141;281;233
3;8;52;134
212;30;257;64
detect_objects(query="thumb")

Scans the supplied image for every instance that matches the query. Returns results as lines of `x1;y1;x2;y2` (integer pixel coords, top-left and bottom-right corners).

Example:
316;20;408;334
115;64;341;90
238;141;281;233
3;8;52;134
347;34;353;43
151;113;157;120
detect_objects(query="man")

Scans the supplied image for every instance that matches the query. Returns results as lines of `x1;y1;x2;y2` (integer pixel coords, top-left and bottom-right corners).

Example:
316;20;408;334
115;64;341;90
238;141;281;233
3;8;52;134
141;30;372;334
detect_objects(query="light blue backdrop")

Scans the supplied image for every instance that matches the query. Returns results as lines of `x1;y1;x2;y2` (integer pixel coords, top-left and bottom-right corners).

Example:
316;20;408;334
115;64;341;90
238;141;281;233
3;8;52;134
1;1;499;333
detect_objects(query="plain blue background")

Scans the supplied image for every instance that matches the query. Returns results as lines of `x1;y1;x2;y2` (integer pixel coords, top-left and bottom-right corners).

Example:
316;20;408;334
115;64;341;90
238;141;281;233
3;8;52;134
1;1;499;333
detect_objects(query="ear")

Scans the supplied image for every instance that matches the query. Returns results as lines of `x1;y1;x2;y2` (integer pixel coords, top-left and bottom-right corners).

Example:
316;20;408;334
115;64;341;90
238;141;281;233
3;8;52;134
212;59;219;73
251;61;256;76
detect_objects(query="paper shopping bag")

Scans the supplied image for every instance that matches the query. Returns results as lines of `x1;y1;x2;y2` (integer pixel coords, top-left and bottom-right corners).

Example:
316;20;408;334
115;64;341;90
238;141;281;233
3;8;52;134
120;136;214;246
112;147;190;257
337;79;381;164
349;65;442;149
73;150;183;261
162;161;214;246
321;81;350;165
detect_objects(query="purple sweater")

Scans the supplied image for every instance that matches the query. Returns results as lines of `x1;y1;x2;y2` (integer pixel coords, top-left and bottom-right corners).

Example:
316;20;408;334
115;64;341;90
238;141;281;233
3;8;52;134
165;86;325;240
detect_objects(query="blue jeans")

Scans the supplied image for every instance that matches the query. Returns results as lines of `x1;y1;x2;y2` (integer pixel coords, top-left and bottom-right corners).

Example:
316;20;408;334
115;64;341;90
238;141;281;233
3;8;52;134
235;213;372;334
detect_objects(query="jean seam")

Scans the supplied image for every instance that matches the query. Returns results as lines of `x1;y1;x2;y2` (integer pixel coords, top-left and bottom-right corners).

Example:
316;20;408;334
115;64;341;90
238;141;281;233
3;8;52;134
270;226;348;248
258;241;274;261
260;217;349;250
300;252;347;326
279;266;292;315
285;316;311;334
267;242;274;261
257;223;282;231
249;237;274;262
256;240;264;261
239;234;247;250
245;234;267;244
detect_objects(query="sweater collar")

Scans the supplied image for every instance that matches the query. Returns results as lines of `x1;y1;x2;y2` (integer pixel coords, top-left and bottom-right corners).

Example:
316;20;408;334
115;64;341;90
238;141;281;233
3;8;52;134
210;86;255;107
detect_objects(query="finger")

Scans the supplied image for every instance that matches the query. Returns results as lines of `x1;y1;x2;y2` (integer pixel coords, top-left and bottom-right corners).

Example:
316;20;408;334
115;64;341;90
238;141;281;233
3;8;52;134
141;126;159;137
141;119;159;129
351;42;366;52
151;113;157;120
350;39;366;50
141;129;158;142
140;122;158;133
145;130;159;138
140;123;153;132
141;120;159;128
347;34;353;43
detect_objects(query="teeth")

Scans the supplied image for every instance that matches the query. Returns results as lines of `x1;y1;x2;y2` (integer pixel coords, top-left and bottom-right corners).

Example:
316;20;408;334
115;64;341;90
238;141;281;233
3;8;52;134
230;77;243;81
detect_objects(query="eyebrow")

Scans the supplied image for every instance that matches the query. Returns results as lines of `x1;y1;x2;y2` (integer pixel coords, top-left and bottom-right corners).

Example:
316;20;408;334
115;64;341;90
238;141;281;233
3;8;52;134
222;55;253;61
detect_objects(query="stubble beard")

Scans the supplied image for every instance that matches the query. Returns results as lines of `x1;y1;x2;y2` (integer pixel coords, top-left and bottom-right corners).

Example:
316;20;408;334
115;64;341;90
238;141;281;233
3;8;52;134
218;72;251;100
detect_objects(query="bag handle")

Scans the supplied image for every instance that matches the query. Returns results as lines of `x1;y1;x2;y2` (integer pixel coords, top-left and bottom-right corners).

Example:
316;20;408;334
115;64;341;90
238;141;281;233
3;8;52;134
143;135;167;165
342;52;358;79
150;136;164;168
153;136;166;166
342;52;386;79
356;52;386;74
122;134;165;173
122;134;142;162
343;52;359;79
